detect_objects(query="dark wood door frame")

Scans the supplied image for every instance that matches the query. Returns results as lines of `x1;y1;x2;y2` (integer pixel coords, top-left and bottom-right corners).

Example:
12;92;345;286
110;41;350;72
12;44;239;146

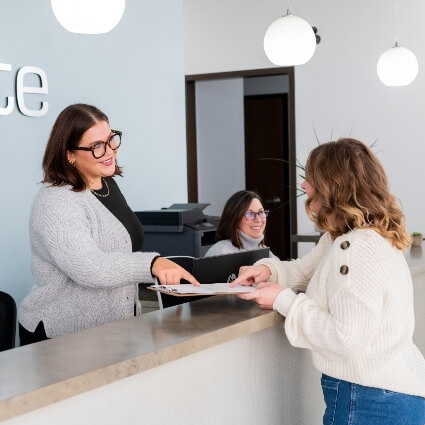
185;67;298;256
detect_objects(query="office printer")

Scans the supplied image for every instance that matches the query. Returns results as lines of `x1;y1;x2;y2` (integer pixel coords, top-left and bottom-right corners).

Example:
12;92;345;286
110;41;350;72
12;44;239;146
135;203;219;257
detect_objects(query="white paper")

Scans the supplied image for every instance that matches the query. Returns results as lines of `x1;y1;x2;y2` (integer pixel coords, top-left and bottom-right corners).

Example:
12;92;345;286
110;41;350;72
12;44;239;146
153;282;255;295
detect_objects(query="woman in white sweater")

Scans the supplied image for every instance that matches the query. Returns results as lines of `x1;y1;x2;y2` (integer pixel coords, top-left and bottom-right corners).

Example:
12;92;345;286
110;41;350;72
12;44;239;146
18;104;199;345
232;138;425;425
205;190;277;259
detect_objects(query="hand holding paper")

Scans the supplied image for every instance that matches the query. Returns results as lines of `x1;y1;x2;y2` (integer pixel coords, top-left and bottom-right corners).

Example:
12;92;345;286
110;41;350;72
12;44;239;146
149;282;256;296
237;281;284;309
229;264;272;287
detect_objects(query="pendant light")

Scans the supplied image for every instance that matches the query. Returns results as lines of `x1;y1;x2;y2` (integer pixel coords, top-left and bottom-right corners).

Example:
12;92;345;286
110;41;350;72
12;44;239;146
263;1;316;66
377;2;418;86
51;0;125;34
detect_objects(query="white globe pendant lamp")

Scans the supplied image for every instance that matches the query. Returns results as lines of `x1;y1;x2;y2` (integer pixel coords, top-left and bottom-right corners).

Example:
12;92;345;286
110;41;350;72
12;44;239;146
51;0;125;34
377;2;418;87
264;11;316;66
377;43;418;87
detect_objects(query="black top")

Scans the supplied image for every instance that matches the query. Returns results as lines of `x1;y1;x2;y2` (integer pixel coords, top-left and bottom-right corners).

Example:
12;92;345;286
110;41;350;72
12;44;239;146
91;177;144;252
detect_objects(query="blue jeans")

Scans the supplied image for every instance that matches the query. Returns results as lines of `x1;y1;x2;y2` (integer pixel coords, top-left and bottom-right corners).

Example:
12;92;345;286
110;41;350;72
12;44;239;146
321;374;425;425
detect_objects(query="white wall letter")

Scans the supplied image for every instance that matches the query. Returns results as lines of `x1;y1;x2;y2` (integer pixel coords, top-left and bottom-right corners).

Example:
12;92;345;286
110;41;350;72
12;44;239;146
0;63;14;116
16;66;48;117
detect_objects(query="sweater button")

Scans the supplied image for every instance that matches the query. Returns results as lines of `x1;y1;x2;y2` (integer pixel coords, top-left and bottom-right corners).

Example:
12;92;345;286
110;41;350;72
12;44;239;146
340;241;350;250
340;265;349;275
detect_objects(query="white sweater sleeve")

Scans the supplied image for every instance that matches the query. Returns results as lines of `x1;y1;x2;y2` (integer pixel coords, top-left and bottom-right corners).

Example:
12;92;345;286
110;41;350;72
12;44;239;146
255;232;332;293
276;231;398;358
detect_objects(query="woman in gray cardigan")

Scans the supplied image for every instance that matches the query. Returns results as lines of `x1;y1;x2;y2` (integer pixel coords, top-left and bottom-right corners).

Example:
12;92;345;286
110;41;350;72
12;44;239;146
18;104;199;345
205;190;277;258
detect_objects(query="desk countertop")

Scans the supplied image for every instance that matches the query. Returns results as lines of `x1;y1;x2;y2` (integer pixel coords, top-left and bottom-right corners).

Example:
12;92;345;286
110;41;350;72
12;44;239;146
0;296;282;421
405;246;425;275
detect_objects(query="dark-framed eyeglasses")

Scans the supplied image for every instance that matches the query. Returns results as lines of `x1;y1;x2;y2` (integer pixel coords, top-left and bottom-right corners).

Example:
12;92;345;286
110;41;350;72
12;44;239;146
73;130;122;159
244;210;269;220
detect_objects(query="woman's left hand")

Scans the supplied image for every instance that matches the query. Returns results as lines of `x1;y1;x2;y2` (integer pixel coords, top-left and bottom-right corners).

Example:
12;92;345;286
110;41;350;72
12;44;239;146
237;282;283;309
151;257;200;286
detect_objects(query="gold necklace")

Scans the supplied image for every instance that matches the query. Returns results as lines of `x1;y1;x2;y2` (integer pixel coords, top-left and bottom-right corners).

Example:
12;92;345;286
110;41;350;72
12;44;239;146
91;178;110;198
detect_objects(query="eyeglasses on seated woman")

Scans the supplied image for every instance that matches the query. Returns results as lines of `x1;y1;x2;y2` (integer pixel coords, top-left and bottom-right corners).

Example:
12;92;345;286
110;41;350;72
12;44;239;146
205;190;278;259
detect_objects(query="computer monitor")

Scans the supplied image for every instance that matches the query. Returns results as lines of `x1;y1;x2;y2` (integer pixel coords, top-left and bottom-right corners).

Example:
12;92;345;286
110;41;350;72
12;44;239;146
192;248;270;284
156;248;270;309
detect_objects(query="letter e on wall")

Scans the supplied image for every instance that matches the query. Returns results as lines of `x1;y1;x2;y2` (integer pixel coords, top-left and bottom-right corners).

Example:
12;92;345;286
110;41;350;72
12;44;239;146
16;66;48;117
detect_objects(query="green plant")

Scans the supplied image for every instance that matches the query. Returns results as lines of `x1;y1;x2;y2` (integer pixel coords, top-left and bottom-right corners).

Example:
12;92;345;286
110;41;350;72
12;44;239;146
411;232;423;247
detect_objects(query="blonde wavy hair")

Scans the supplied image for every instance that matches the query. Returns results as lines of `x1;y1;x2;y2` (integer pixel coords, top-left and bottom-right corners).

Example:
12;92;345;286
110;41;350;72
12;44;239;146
304;138;411;250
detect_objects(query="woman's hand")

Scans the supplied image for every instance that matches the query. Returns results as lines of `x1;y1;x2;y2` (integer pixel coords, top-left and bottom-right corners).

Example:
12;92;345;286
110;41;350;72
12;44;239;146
229;264;272;287
151;257;200;286
237;282;283;309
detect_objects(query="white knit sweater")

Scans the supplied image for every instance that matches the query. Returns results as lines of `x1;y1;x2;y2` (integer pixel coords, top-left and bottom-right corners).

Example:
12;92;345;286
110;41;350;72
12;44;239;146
258;229;425;397
18;184;158;338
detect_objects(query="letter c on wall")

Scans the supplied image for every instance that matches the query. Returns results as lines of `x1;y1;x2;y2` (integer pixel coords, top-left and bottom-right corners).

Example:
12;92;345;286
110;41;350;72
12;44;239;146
0;63;14;116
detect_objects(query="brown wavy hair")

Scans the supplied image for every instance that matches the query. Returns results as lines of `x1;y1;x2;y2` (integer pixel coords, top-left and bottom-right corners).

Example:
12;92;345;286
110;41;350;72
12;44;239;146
304;138;411;250
42;104;122;191
215;190;265;249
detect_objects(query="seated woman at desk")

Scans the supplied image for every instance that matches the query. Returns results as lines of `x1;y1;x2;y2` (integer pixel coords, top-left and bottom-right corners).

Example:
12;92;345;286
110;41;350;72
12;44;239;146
18;103;199;346
205;190;277;258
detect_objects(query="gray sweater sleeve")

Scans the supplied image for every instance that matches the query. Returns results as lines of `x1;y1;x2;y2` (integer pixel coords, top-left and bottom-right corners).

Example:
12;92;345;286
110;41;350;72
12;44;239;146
31;186;157;288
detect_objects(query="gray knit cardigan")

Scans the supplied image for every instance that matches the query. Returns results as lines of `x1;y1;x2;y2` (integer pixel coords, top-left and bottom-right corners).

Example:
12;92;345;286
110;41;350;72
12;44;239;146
18;184;159;338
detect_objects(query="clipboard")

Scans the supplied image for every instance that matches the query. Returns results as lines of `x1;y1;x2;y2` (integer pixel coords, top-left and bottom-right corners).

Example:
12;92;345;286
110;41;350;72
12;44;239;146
148;283;255;297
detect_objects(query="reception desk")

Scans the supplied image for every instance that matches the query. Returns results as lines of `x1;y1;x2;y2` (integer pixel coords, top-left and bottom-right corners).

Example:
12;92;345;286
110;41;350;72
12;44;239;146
406;246;425;354
1;246;424;424
0;295;324;425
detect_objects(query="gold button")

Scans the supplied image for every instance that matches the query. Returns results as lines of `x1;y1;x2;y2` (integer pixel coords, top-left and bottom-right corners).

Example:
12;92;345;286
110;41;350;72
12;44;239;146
340;265;349;275
340;241;350;250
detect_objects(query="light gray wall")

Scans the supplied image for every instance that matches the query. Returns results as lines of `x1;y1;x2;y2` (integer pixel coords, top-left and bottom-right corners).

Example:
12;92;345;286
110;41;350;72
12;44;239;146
244;74;289;96
195;78;245;216
1;1;186;312
184;0;425;255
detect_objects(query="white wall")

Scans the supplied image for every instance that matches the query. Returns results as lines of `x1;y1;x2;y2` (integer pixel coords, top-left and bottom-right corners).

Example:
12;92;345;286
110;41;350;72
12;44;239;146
184;0;425;247
1;1;186;314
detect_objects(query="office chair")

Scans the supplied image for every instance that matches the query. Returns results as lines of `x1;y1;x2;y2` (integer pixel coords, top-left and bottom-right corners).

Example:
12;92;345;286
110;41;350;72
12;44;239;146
0;290;17;351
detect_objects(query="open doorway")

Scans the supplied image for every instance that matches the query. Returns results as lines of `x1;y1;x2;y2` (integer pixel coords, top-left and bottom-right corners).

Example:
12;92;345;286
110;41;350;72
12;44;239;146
185;67;297;259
